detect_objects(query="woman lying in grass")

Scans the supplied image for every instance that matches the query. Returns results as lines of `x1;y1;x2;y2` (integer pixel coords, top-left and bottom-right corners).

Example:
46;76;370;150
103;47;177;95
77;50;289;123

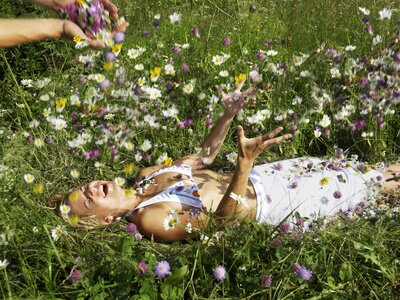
51;82;400;242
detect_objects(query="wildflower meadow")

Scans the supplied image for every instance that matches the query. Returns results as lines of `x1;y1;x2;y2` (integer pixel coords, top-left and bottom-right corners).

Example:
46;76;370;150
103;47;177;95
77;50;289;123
1;0;400;298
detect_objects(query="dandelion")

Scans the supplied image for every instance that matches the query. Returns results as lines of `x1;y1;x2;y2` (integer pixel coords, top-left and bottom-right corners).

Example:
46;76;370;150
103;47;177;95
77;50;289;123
320;177;330;185
261;274;272;287
33;183;44;194
51;225;66;241
123;163;135;175
24;173;35;183
169;12;181;23
0;259;9;270
70;169;80;178
163;157;173;166
214;265;226;282
234;74;246;85
226;152;238;164
293;263;313;281
114;177;126;186
68;190;79;202
70;268;83;284
154;260;171;279
68;215;80;225
150;67;161;82
55;98;67;113
163;211;180;230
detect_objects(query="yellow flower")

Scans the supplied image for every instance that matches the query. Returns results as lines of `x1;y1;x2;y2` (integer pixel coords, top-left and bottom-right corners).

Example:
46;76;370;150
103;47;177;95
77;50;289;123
112;44;122;53
68;215;80;225
123;163;135;175
103;61;114;71
234;73;246;85
73;36;83;43
125;188;136;197
163;157;173;167
150;67;161;79
33;183;44;194
68;190;79;202
320;177;330;185
55;98;67;111
75;0;85;5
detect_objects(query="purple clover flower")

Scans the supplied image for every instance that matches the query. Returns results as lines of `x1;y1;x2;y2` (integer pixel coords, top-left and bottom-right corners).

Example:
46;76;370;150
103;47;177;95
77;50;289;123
172;44;181;54
113;32;125;44
104;52;116;62
333;191;342;199
192;26;200;37
213;265;226;282
182;63;190;73
137;262;148;274
256;50;265;61
279;222;290;233
293;263;313;281
99;79;110;91
223;37;231;47
261;274;272;287
70;268;84;284
125;223;137;236
154;260;171;279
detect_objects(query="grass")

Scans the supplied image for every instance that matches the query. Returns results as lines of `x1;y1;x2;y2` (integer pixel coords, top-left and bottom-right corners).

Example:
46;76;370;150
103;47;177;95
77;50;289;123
1;0;400;298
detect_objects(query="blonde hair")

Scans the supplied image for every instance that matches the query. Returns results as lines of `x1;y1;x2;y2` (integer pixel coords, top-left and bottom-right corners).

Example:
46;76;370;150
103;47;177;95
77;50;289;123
48;192;107;230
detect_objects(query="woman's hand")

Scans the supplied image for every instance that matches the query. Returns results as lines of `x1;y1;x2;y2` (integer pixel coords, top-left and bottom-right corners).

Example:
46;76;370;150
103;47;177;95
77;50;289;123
237;126;292;163
216;80;258;118
61;20;105;48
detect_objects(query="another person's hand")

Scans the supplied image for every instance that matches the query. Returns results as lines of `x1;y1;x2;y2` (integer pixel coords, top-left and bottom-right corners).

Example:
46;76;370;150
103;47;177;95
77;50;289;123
216;80;258;118
237;126;292;163
33;0;119;19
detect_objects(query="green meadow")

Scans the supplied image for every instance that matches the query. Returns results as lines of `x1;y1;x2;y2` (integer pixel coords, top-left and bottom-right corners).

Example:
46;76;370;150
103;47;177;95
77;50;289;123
0;0;399;298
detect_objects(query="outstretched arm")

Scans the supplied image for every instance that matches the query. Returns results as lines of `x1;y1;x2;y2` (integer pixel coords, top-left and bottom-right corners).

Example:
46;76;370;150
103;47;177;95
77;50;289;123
173;82;257;169
215;126;292;224
0;18;105;48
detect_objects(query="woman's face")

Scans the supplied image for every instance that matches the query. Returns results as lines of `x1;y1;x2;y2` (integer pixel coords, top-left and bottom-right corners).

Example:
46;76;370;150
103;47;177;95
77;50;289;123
67;180;135;221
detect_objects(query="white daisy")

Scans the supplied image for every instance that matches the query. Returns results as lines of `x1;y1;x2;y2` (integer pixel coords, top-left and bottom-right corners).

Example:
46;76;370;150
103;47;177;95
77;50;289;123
51;225;66;241
169;12;181;23
163;211;180;230
0;259;9;270
24;173;35;183
229;192;249;208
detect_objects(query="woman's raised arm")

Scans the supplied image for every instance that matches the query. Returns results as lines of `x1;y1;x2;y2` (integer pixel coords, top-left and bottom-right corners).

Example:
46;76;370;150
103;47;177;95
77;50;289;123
215;126;292;224
173;82;257;169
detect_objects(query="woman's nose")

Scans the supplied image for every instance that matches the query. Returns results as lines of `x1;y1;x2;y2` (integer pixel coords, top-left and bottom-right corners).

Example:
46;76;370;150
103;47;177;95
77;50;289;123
87;181;99;196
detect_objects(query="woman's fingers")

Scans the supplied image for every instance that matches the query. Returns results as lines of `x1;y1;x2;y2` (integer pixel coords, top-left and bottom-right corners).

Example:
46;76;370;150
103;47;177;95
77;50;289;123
263;133;292;147
234;80;245;93
263;127;283;140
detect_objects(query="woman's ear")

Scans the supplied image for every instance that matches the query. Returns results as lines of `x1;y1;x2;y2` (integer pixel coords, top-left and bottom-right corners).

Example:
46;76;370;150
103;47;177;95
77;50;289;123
104;215;114;224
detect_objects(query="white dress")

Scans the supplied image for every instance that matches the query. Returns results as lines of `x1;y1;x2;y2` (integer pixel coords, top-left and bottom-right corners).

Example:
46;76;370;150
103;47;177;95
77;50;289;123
249;157;383;225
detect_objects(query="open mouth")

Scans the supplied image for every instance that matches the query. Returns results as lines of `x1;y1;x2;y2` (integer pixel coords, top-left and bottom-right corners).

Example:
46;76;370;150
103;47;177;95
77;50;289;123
102;183;108;197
